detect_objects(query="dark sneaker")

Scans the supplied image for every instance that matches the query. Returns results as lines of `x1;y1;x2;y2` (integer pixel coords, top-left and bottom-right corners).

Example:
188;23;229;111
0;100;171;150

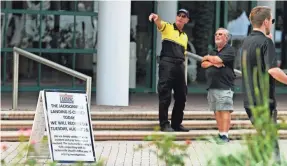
171;125;189;132
217;134;230;144
160;124;174;132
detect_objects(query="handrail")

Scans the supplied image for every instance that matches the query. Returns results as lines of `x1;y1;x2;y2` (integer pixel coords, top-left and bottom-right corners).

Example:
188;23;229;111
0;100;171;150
12;47;92;110
186;51;242;76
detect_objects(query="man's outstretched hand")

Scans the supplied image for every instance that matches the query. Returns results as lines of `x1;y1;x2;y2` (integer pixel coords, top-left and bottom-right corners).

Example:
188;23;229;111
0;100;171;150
149;13;159;22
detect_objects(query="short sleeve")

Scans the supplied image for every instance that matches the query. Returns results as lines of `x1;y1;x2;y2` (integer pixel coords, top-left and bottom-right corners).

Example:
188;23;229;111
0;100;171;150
157;21;168;32
218;46;236;63
263;38;277;70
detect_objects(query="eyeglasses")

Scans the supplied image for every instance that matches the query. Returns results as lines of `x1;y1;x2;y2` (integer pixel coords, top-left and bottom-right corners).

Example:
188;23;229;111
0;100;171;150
214;33;224;36
272;19;275;24
177;14;187;18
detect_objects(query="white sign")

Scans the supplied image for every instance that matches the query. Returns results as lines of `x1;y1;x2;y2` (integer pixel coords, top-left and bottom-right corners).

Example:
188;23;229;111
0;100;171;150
26;90;96;163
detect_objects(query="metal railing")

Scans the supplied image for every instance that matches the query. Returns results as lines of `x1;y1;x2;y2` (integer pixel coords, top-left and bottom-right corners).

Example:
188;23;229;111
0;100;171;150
11;47;243;110
186;51;242;76
12;47;92;110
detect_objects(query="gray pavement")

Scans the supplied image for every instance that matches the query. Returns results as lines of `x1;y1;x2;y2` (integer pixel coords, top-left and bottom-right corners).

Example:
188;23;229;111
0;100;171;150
1;140;287;166
1;93;287;165
2;92;287;111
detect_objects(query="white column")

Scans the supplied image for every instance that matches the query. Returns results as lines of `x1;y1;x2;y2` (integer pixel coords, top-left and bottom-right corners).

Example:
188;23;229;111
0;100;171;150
257;1;276;40
156;1;178;92
96;1;131;106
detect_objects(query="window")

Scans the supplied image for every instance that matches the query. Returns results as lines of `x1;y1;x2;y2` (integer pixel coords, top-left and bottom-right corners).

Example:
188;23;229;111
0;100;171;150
131;1;155;88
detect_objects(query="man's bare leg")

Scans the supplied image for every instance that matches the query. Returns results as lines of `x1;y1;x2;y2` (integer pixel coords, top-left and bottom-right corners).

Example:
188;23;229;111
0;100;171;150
215;111;223;132
214;111;231;143
221;111;231;137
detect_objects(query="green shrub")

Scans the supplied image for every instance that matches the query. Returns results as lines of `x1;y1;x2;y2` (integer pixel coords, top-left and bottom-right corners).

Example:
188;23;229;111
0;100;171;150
135;127;191;166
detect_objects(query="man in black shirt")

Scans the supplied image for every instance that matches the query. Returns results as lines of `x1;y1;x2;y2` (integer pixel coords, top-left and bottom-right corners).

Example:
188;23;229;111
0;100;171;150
241;6;287;163
201;28;236;143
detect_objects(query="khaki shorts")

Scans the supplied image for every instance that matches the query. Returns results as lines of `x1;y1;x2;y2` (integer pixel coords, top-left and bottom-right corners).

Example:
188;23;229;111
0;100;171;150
207;89;234;112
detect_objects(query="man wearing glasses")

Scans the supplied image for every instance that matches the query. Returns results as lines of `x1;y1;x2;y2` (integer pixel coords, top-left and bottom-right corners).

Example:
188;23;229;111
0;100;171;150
241;6;287;163
201;28;236;143
148;9;190;132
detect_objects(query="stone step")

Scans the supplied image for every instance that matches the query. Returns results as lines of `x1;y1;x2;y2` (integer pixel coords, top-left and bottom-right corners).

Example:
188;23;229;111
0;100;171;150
1;130;287;141
2;111;287;120
2;120;277;131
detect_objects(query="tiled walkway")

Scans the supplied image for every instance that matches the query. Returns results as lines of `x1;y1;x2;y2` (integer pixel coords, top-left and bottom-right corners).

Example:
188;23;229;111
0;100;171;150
1;140;287;166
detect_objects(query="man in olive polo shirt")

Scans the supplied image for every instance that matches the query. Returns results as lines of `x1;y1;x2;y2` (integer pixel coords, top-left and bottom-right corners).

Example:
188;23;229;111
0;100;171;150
149;9;189;132
241;6;287;163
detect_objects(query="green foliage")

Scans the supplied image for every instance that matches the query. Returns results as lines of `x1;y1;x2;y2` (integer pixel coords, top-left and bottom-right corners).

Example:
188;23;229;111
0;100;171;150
135;126;191;166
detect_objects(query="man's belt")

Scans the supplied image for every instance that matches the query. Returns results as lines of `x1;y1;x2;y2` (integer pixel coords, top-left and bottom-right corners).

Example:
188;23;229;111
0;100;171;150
160;56;184;64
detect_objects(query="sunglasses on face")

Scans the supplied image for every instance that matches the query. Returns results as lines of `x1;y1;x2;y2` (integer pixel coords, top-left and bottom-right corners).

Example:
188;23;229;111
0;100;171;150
177;14;187;18
272;18;275;24
214;33;224;36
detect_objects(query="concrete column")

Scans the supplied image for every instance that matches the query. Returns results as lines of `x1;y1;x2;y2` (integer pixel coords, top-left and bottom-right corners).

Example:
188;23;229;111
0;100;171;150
96;1;131;106
155;1;178;92
257;1;276;40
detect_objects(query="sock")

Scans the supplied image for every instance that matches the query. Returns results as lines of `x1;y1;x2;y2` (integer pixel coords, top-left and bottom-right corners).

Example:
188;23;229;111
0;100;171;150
219;132;229;137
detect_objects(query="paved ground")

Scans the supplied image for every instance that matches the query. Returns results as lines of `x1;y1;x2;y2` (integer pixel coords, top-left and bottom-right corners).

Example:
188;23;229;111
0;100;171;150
1;140;287;166
2;93;287;165
2;92;287;111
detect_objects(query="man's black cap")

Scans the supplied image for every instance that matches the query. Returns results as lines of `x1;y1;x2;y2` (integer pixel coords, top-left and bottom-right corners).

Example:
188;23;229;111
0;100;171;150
177;9;189;18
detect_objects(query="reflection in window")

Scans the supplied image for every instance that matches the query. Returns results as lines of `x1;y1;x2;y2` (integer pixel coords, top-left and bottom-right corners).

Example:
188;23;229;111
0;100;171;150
1;13;5;47
41;53;75;86
275;1;285;68
1;53;5;85
131;1;154;88
77;1;94;12
226;1;252;71
5;14;39;48
179;1;215;85
4;1;50;48
50;1;75;11
4;1;98;49
1;1;5;9
1;0;98;87
75;53;94;85
75;16;97;49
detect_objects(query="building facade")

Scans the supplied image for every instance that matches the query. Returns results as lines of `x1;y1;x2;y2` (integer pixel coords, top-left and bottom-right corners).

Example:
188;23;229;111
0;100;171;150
1;1;286;105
